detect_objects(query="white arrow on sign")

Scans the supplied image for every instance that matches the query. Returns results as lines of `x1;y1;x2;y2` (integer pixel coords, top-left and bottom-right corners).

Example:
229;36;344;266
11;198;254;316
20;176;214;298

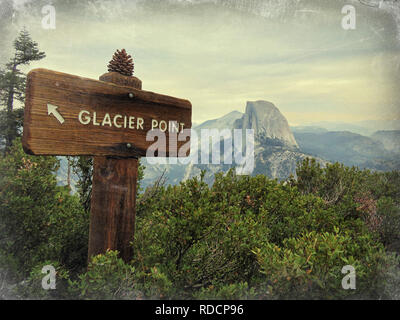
47;103;65;124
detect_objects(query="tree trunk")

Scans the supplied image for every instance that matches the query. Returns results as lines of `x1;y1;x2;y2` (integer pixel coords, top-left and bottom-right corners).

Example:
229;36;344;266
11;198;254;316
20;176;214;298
5;59;17;151
67;157;71;190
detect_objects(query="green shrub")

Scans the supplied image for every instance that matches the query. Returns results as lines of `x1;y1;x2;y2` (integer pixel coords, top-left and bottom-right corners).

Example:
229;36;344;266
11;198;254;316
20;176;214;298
16;261;71;300
376;197;400;248
134;169;399;299
69;250;138;300
193;282;259;300
69;250;173;300
1;142;399;300
293;158;400;249
0;139;89;277
254;229;391;299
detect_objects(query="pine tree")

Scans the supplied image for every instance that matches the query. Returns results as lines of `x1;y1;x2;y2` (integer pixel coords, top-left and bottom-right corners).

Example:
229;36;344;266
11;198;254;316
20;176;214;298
107;49;134;76
0;28;45;152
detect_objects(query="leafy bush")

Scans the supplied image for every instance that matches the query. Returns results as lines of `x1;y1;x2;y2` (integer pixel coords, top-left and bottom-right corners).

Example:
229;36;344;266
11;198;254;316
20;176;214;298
376;197;400;249
254;229;391;299
69;250;173;300
0;139;89;277
1;142;399;299
292;158;400;248
133;168;399;299
193;282;258;300
69;250;138;300
16;261;70;300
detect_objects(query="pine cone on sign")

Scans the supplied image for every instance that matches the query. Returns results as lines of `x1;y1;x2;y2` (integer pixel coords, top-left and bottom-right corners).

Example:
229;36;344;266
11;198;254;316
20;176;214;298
107;49;134;76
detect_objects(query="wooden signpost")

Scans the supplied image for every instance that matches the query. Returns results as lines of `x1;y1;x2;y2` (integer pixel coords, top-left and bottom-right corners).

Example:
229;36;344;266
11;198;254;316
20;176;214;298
22;50;192;262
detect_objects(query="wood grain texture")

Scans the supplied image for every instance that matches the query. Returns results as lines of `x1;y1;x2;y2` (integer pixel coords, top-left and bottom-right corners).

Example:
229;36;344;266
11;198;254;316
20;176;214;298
88;157;138;262
22;68;191;157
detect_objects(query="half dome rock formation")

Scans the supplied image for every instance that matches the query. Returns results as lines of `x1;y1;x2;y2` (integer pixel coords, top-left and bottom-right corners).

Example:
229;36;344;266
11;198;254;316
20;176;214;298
140;99;326;187
234;100;299;149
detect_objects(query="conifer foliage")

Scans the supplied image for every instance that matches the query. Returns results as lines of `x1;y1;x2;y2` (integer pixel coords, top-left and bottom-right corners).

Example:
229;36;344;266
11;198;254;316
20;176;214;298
0;28;45;152
107;49;134;76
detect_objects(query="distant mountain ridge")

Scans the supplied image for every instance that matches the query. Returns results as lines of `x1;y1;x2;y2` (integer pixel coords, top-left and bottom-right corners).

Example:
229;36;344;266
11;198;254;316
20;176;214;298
296;120;400;136
140;100;326;187
57;102;400;190
371;130;400;154
195;111;243;130
293;131;392;168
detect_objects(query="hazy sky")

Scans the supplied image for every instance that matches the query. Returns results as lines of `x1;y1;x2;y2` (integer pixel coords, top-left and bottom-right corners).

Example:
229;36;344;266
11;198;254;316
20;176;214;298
1;0;400;125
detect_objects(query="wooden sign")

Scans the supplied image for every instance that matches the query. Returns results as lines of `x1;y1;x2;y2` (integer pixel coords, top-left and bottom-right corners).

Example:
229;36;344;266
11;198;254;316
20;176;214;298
22;68;192;157
22;50;192;264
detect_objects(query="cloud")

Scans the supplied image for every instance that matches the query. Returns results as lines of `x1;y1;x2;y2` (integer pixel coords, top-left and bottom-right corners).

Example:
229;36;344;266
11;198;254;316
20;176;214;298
4;0;399;124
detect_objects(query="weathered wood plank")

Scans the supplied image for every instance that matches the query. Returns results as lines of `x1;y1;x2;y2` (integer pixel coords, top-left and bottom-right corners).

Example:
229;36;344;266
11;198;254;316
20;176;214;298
88;156;138;262
22;68;192;157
